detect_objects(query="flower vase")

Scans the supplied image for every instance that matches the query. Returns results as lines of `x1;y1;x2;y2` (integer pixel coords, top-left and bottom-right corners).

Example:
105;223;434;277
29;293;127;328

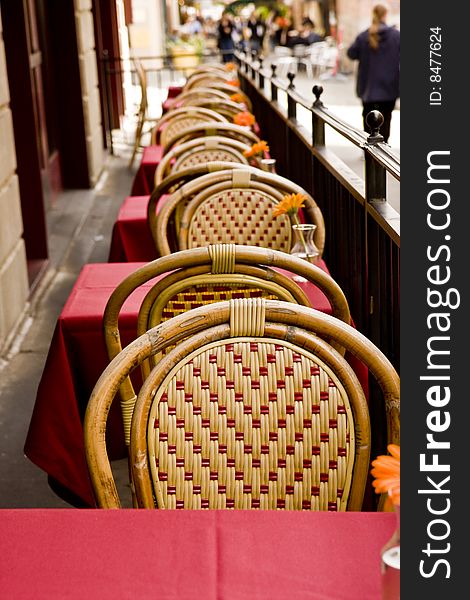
290;223;320;264
381;505;400;600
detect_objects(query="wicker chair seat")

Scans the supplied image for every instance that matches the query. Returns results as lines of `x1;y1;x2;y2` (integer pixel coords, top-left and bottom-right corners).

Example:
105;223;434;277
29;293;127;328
148;338;354;510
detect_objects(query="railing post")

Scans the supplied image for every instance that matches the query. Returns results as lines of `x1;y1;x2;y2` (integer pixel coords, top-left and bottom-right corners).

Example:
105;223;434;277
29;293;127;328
364;111;387;202
251;50;257;78
311;85;325;147
270;64;278;102
258;57;264;89
287;72;296;120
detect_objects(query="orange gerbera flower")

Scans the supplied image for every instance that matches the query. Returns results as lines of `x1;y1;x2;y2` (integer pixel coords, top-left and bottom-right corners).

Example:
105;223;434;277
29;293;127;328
273;193;306;217
224;62;237;71
230;93;246;104
371;444;400;506
243;140;270;158
233;111;256;127
229;79;241;87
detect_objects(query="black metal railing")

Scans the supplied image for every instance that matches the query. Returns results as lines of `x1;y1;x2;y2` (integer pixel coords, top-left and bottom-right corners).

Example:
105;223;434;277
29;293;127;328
236;50;400;457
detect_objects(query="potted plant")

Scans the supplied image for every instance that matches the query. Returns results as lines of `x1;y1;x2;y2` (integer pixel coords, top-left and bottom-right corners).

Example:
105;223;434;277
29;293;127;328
167;34;203;70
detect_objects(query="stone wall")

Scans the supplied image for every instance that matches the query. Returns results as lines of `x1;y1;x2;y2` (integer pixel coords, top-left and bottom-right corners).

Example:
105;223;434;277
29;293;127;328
74;0;104;185
0;12;29;354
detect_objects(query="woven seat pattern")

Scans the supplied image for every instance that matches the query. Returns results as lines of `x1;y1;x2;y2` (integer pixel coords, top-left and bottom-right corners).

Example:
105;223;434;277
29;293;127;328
174;149;245;171
160;285;279;322
186;189;292;251
148;339;353;510
160;116;216;147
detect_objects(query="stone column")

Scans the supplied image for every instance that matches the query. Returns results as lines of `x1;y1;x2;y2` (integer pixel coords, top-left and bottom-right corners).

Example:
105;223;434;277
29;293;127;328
0;12;29;354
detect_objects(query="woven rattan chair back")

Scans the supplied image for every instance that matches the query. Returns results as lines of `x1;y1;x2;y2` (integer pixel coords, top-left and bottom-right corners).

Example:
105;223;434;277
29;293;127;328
149;163;252;252
102;245;352;450
86;298;399;509
162;122;260;157
184;72;233;90
151;107;228;147
165;88;231;111
186;99;247;120
180;182;291;252
155;137;253;186
206;83;252;110
155;167;325;257
186;64;232;80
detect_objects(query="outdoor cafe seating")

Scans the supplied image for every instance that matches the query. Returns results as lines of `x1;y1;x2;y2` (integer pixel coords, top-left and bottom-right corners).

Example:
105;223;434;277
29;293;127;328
18;59;400;599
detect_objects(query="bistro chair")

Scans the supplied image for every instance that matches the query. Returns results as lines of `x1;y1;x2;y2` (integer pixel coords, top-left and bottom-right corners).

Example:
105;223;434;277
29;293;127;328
154;166;325;258
162;122;260;154
184;98;247;120
85;297;399;509
149;106;228;147
183;72;235;90
154;137;263;186
149;162;253;251
129;59;160;168
100;244;352;480
165;88;232;111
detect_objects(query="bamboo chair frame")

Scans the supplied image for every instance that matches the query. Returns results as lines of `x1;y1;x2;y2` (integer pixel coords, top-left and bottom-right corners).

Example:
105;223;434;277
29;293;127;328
149;163;253;251
155;167;325;258
183;72;234;90
128;59;160;168
185;98;248;119
154;137;255;186
164;88;231;111
162;122;260;154
86;298;399;509
186;64;233;79
150;107;227;147
102;245;352;450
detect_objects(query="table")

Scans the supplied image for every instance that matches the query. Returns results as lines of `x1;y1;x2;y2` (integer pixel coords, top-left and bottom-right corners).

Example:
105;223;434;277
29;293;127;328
0;509;396;599
130;145;164;196
108;196;155;262
25;262;369;508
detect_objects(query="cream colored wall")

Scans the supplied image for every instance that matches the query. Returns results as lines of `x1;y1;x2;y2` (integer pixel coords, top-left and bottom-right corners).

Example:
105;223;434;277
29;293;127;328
74;0;104;186
0;12;29;355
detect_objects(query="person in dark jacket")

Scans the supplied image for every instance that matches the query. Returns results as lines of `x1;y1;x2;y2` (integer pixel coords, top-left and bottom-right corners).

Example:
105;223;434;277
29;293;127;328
347;4;399;143
217;14;235;63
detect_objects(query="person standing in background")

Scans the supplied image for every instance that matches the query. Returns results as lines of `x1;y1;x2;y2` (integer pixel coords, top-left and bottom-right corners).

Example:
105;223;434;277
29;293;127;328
347;4;399;143
217;14;236;63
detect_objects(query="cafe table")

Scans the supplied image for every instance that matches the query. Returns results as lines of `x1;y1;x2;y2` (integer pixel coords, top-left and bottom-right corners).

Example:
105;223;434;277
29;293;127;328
24;261;369;508
0;509;395;599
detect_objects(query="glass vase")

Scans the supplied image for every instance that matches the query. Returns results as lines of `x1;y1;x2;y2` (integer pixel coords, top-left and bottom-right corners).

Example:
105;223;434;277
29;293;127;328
290;223;320;264
381;504;400;600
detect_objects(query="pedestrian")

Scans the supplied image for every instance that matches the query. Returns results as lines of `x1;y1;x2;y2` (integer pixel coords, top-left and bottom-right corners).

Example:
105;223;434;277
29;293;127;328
247;12;266;54
347;4;399;143
217;14;236;63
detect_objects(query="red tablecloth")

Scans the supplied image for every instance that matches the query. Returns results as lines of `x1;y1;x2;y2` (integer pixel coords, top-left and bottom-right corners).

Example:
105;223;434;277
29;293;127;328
0;509;396;599
25;262;368;507
130;145;164;196
108;196;155;262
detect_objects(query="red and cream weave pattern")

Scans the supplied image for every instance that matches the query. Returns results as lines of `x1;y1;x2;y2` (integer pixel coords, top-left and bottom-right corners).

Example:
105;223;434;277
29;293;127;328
148;339;354;510
173;149;245;171
160;116;216;147
187;189;292;250
159;285;279;322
